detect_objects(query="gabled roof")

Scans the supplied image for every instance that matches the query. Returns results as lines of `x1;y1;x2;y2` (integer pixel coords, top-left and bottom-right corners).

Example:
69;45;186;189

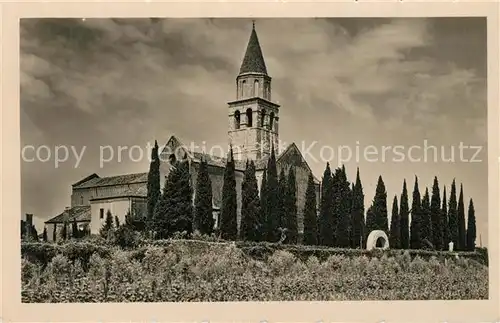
72;172;148;189
239;23;268;76
161;135;320;183
45;206;91;224
72;173;99;187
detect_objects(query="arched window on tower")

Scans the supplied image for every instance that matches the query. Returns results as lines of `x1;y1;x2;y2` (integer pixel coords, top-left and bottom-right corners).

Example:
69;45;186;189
234;110;241;130
260;109;266;127
254;80;259;97
241;80;247;97
269;112;275;131
246;108;253;127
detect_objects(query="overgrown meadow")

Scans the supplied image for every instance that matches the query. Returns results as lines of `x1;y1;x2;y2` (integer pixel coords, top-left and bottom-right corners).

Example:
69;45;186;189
21;233;488;302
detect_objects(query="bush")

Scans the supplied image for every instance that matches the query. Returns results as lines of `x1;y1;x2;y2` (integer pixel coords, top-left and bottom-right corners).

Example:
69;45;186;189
21;239;488;302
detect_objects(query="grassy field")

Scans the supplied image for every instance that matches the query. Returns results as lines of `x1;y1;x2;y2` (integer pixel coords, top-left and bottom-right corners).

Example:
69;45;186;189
21;238;489;302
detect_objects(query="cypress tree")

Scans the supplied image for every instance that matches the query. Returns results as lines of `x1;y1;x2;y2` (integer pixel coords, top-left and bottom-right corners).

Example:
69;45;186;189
441;186;449;250
457;184;467;251
319;162;334;246
194;159;214;235
146;140;161;230
219;147;238;240
240;160;261;241
389;195;400;249
331;167;341;245
466;198;476;251
372;175;389;233
42;227;48;242
100;210;114;238
153;156;193;239
420;187;432;249
448;179;459;250
61;221;68;241
399;179;410;249
350;168;365;248
430;176;442;250
114;216;121;228
259;168;268;241
284;167;298;244
52;225;57;242
303;172;318;246
277;168;287;231
265;146;280;242
410;176;421;249
365;206;376;245
335;165;351;247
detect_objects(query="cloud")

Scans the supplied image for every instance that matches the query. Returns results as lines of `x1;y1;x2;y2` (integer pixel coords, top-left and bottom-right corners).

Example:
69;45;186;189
20;18;488;244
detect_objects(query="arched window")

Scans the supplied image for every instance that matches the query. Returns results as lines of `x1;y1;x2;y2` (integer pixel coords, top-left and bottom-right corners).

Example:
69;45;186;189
80;196;83;205
269;112;275;130
241;80;246;97
246;108;253;127
234;110;241;130
260;109;266;127
254;80;259;97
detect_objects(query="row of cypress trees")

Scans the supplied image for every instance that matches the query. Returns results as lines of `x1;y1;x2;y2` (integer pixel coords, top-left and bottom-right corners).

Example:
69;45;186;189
145;140;477;251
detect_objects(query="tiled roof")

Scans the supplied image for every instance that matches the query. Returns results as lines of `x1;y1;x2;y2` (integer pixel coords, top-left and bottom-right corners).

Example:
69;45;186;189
73;172;148;189
45;206;91;224
239;24;268;75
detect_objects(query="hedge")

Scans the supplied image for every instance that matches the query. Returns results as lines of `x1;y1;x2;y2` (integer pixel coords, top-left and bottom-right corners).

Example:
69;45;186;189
21;238;489;269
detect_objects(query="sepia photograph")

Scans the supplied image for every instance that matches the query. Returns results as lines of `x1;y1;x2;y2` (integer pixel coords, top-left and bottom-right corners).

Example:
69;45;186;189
16;13;492;305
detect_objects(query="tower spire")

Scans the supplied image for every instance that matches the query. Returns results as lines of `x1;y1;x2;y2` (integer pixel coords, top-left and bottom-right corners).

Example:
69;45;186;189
239;21;267;75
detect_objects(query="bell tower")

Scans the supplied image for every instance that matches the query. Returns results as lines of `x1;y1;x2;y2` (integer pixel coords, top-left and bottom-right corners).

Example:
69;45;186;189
228;21;280;161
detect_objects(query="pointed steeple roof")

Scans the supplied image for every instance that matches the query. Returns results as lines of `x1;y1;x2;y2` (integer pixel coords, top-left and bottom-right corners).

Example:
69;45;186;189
239;21;268;75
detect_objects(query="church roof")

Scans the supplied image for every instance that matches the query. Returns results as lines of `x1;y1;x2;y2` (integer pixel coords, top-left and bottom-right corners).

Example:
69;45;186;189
72;172;148;189
239;22;268;76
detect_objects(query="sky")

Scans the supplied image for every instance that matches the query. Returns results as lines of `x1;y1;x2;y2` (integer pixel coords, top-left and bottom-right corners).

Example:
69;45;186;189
20;18;488;246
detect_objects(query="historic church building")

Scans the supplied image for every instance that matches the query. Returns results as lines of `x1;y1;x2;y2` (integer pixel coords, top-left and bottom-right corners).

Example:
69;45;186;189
44;23;321;239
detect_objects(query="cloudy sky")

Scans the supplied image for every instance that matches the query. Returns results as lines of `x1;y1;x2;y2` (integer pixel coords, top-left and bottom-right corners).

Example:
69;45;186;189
20;18;488;245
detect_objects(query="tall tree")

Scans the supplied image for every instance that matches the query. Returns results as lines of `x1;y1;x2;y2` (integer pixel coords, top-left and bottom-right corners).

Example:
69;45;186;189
219;147;238;240
100;210;114;238
52;225;57;242
372;175;389;233
457;184;467;251
153;155;193;239
410;176;422;249
350;168;365;248
146;140;161;230
194;159;214;235
303;172;318;246
258;168;268;241
466;198;476;251
335;165;351;247
448;179;459;250
389;195;400;249
399;179;410;249
319;163;334;246
420;187;432;249
61;221;69;241
430;176;442;250
42;227;48;242
265;146;280;242
284;167;298;244
365;206;376;246
441;186;449;250
277;168;287;231
240;160;261;241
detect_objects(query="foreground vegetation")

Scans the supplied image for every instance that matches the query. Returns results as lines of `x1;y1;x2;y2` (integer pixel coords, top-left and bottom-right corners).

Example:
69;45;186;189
21;238;488;302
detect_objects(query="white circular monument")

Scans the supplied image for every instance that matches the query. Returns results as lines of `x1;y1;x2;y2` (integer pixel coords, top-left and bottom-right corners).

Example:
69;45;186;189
366;230;389;251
